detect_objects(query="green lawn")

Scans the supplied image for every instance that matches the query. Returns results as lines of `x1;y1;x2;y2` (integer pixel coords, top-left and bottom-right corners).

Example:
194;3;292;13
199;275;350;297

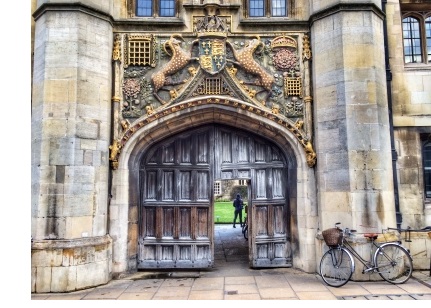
214;201;247;223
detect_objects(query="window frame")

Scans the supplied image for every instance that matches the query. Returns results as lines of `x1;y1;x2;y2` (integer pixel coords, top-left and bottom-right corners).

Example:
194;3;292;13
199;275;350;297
423;140;431;199
244;0;288;18
132;0;178;18
401;10;431;65
214;182;221;196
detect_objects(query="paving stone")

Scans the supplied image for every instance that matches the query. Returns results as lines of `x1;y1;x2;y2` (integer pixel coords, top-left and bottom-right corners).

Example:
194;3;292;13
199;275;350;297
410;294;431;300
342;295;368;300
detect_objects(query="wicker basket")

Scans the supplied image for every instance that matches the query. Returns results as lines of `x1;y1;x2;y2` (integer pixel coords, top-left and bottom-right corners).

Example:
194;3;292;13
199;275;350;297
322;228;342;247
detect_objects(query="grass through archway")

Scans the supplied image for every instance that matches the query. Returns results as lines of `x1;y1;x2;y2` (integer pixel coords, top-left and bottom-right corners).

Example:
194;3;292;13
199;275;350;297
214;201;234;223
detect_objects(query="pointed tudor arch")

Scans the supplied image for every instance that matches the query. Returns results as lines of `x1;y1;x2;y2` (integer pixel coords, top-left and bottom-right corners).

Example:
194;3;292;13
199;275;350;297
108;98;317;274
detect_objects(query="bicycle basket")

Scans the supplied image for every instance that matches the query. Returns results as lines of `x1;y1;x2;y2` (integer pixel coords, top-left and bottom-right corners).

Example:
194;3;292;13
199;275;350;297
322;228;342;247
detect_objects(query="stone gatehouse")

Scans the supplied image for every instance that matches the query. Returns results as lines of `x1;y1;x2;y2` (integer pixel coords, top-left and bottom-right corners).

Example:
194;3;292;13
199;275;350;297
31;0;431;293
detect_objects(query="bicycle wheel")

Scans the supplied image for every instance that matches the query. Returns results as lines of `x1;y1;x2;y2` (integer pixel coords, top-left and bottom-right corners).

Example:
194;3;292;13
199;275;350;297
242;224;248;240
319;247;354;287
375;243;413;284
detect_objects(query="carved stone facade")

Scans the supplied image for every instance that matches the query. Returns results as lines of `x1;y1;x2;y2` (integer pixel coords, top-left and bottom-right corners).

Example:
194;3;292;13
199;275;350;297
31;0;431;293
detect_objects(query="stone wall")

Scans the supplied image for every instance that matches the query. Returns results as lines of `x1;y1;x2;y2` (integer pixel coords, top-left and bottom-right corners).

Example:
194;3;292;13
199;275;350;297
311;2;396;231
31;236;112;292
31;2;113;292
384;0;431;229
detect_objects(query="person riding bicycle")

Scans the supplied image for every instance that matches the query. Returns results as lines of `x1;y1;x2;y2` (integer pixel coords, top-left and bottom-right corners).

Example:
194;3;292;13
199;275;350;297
232;194;244;228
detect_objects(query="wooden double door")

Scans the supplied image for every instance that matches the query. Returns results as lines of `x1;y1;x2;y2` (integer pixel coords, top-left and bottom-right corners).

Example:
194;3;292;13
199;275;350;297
138;124;291;269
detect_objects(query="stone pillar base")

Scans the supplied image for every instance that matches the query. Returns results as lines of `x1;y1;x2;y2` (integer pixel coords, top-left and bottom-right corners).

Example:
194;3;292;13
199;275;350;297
31;235;112;293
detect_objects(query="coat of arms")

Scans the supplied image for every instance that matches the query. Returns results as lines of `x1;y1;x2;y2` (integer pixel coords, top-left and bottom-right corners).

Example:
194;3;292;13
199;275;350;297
196;14;228;75
199;38;226;74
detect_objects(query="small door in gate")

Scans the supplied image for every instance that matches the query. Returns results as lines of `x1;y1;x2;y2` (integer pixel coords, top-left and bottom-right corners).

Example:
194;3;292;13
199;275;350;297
214;126;292;268
248;165;291;267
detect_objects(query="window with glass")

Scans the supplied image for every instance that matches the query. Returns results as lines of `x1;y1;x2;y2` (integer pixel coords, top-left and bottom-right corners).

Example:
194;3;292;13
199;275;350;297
402;12;431;64
247;0;287;17
136;0;176;17
424;141;431;199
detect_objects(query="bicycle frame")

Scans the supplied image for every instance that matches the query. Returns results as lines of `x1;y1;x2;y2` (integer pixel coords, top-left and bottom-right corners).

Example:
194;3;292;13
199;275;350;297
320;224;413;287
340;234;404;275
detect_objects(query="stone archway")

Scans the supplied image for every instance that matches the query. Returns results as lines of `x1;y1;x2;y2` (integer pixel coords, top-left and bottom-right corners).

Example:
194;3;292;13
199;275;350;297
108;100;317;276
137;123;292;269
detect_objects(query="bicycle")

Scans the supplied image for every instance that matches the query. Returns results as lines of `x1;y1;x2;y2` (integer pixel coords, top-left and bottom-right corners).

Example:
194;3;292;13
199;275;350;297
242;219;248;240
242;205;248;240
319;222;413;287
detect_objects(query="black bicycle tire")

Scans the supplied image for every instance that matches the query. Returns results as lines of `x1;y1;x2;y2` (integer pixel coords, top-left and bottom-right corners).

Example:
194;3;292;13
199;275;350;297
375;243;413;284
319;247;354;287
242;224;248;240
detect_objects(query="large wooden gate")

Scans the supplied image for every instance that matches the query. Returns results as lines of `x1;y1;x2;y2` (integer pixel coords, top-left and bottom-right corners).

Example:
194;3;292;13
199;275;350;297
138;124;291;269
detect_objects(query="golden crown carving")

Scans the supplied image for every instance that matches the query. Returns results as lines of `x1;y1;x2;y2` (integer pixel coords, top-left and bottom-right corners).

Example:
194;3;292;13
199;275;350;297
271;35;297;50
197;29;228;38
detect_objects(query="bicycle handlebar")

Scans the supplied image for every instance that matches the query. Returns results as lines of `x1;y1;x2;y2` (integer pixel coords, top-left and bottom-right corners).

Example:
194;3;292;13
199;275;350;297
334;222;356;236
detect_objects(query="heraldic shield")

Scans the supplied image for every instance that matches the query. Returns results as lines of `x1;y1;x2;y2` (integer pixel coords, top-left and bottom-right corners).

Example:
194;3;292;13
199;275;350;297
199;37;227;75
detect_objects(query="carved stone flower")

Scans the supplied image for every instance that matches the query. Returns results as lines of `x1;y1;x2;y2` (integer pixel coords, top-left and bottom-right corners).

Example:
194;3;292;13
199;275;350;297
273;49;298;71
123;78;141;98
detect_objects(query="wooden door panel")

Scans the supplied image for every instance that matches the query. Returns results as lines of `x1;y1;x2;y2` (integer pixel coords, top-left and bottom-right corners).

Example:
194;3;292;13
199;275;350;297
255;169;267;199
179;208;192;238
221;131;232;163
273;205;286;235
179;245;192;260
196;245;210;260
197;171;210;200
180;138;191;163
146;172;157;200
163;143;175;163
255;205;269;236
138;127;213;269
272;169;284;198
197;133;210;163
237;135;250;162
162;207;174;237
179;171;191;200
255;241;290;266
162;171;174;200
143;207;156;237
196;207;210;238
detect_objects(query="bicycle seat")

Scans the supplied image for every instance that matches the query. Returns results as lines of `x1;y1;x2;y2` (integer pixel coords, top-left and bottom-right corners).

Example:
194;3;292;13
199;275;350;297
364;233;378;240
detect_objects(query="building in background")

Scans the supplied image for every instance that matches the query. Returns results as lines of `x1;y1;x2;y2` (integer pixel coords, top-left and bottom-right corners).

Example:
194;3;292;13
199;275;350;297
31;0;430;293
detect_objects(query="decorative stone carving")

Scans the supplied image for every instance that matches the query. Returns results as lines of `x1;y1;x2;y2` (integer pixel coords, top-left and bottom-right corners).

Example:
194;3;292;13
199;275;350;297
123;78;141;99
112;34;121;61
295;119;304;130
124;34;156;68
303;140;317;167
151;35;199;105
273;49;298;71
114;13;315;168
109;139;122;169
302;34;312;61
120;119;130;131
227;36;274;104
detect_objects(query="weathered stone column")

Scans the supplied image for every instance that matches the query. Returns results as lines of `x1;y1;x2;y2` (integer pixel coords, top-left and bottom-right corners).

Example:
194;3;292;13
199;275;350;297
310;1;396;232
31;2;113;293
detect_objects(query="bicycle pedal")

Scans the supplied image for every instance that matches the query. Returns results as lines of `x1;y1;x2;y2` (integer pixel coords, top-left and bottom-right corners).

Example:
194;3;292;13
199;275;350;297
363;267;374;273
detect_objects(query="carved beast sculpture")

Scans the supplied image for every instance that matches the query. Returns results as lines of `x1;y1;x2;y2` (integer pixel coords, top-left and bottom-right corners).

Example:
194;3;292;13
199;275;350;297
228;36;274;102
151;34;198;104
